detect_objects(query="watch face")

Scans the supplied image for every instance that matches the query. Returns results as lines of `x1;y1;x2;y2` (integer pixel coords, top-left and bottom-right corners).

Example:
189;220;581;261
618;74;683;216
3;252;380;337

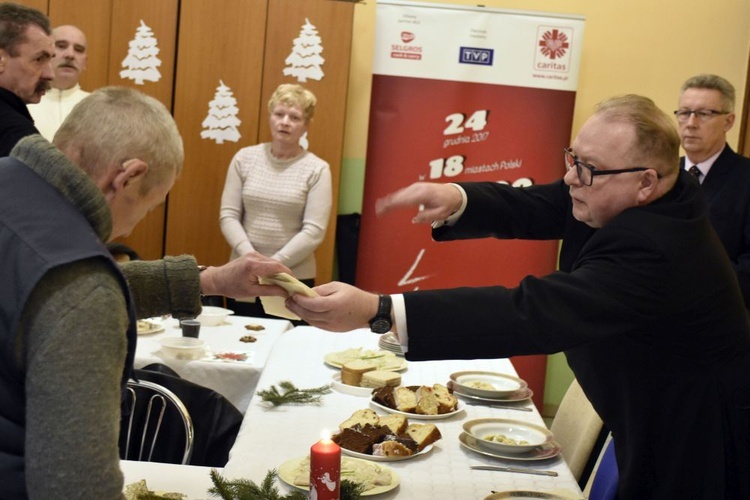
371;318;391;334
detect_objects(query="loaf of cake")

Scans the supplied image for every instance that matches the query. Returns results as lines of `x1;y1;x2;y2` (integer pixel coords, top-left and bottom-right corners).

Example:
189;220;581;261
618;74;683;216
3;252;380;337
339;408;380;430
340;359;377;386
378;414;408;434
333;409;441;458
360;370;401;388
372;439;415;457
433;383;459;413
394;386;418;413
415;386;439;415
406;423;442;451
371;386;396;408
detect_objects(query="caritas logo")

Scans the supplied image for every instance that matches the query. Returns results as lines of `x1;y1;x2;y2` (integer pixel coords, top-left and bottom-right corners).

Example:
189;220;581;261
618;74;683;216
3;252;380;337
401;31;415;43
538;29;569;60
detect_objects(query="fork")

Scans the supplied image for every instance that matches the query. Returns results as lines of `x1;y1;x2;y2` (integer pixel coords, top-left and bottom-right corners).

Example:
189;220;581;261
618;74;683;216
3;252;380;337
470;464;559;477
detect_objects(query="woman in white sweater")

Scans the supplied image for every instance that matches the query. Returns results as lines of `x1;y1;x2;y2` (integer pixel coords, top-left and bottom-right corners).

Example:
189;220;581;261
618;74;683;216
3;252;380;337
220;84;332;318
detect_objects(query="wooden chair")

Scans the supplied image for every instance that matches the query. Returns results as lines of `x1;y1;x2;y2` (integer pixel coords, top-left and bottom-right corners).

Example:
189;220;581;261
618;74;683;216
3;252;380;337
121;379;194;465
550;378;604;483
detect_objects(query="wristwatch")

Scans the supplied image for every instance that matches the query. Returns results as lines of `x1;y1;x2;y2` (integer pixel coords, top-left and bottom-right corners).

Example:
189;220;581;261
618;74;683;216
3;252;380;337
369;294;393;334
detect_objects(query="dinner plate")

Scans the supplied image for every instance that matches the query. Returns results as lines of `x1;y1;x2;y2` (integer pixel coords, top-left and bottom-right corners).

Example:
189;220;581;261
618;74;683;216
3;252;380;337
484;491;574;499
463;418;553;454
331;374;377;397
342;443;433;462
370;399;466;420
277;456;399;496
448;381;534;404
450;371;527;398
459;432;561;461
378;333;404;356
324;348;407;372
136;318;165;335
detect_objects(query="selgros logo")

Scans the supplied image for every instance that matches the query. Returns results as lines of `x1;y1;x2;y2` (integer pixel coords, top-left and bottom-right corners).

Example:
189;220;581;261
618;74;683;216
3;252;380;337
391;32;422;60
459;47;493;66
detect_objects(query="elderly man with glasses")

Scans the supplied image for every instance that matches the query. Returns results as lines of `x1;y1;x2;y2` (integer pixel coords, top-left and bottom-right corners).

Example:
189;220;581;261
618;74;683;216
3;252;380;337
288;95;750;499
675;74;750;310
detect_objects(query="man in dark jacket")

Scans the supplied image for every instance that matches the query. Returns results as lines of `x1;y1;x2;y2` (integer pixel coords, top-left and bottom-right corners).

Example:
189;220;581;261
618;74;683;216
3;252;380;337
0;2;53;155
289;95;750;499
676;74;750;309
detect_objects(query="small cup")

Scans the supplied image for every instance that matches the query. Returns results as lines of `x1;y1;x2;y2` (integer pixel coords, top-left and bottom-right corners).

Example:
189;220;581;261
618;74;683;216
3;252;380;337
180;319;201;338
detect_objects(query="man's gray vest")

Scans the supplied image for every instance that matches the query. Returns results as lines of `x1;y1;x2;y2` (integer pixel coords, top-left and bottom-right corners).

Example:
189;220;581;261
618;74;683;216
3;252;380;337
0;158;137;498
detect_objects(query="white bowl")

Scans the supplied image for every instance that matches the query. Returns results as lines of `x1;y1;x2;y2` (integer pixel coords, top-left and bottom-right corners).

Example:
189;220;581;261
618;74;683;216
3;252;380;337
450;371;526;399
463;418;551;454
196;306;234;326
159;337;205;360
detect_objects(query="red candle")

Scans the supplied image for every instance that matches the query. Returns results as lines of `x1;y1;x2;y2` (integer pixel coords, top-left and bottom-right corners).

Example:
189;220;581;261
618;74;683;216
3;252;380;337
309;431;341;500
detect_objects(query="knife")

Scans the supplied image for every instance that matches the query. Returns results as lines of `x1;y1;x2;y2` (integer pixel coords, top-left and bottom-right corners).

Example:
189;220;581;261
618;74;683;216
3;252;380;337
470;464;559;477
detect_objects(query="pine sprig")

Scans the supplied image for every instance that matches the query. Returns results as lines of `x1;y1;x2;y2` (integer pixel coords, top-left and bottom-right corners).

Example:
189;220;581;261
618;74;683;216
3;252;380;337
207;469;364;500
257;380;332;407
208;469;305;500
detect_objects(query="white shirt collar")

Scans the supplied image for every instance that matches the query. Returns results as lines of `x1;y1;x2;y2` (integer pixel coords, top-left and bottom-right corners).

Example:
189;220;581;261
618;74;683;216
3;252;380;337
684;146;724;181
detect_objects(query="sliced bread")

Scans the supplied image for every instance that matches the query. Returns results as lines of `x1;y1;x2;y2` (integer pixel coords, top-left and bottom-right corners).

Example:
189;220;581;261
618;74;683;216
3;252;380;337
361;370;401;388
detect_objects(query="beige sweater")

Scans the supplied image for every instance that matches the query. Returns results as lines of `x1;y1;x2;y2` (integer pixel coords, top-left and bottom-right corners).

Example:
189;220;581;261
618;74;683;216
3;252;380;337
219;143;332;281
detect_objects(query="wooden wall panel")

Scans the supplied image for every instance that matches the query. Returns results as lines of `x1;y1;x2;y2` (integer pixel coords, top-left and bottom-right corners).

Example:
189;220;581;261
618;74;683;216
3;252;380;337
14;0;48;14
107;0;178;260
262;0;354;283
165;0;268;265
47;0;112;91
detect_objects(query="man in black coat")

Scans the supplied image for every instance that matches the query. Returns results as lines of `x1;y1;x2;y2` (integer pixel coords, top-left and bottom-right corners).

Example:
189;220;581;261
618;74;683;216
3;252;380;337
288;95;750;499
676;74;750;309
0;3;54;156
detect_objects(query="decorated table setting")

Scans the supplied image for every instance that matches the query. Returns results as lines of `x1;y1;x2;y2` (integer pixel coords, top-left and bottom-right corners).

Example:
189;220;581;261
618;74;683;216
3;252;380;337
218;326;584;499
133;307;293;414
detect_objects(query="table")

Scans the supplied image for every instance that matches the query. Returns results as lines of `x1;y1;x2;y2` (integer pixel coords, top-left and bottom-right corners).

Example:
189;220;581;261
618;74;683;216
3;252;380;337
222;326;584;499
134;315;292;413
121;460;218;498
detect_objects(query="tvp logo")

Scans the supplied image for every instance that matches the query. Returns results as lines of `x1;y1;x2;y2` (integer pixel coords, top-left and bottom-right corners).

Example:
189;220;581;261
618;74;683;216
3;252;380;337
459;47;494;66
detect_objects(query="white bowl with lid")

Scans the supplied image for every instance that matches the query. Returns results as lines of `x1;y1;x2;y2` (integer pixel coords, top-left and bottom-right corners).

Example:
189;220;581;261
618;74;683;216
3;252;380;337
159;337;205;360
196;306;234;326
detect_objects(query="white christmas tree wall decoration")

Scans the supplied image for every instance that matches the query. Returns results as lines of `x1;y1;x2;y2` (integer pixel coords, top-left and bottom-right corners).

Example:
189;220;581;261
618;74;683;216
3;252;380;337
283;18;325;82
120;20;162;85
201;80;241;144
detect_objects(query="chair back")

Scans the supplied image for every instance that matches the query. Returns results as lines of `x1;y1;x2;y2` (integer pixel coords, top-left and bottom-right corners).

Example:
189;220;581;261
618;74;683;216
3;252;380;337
550;378;604;482
121;379;194;464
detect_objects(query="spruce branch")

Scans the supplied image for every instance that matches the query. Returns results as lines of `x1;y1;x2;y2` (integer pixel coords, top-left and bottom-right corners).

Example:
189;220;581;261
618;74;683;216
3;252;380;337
257;380;332;407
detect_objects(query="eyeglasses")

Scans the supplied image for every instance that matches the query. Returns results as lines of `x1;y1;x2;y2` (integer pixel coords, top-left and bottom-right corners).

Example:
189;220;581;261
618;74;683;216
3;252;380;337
564;148;650;186
673;109;729;122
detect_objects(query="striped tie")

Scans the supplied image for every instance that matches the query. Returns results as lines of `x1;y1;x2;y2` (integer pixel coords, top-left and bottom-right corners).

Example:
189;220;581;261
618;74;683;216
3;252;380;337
688;165;701;181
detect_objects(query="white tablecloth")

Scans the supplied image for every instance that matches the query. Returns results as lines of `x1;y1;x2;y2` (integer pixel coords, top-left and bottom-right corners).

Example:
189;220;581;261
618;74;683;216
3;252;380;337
120;460;219;499
134;315;292;413
222;326;584;499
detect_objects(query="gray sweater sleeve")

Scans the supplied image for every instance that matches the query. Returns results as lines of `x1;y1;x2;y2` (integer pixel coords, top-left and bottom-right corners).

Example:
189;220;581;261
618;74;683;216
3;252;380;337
20;260;128;499
119;255;202;319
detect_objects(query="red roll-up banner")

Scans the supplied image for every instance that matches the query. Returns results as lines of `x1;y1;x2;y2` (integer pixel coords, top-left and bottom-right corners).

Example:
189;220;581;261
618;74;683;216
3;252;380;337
358;1;585;409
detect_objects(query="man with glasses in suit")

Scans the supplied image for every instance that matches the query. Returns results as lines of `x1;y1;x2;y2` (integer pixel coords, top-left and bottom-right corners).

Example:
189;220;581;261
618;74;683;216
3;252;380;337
675;74;750;310
289;95;750;499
